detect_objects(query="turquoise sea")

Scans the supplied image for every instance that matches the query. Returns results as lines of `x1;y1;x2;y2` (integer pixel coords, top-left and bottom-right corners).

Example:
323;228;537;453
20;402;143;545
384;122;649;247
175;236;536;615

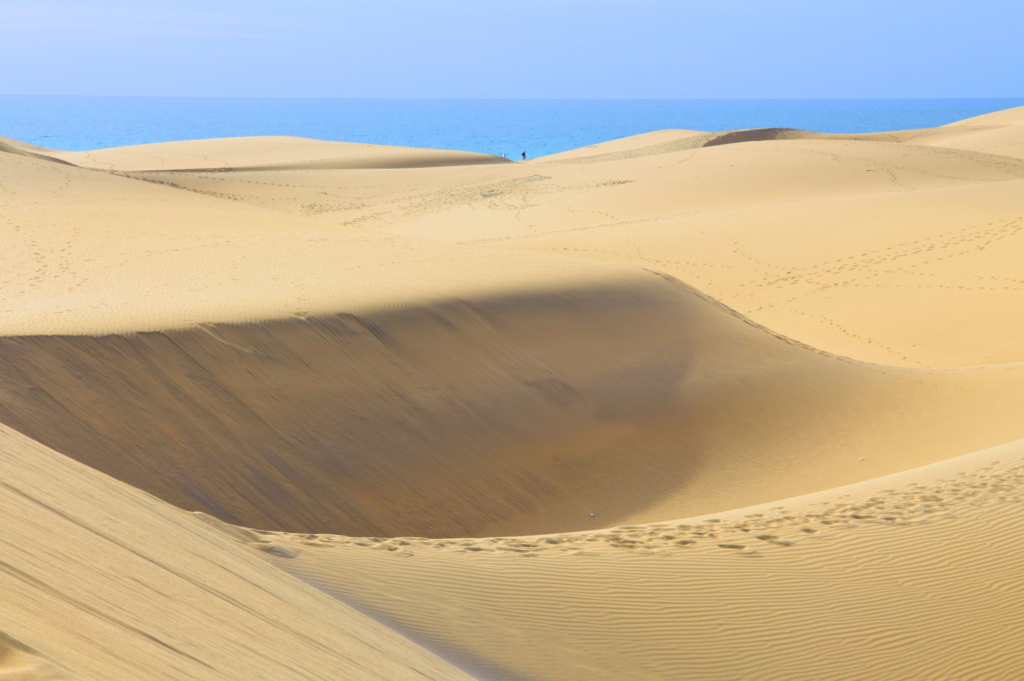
1;97;1021;158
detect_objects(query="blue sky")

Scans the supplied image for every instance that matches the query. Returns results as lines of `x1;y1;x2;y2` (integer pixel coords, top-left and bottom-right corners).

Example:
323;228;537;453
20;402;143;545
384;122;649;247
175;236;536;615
2;1;1022;98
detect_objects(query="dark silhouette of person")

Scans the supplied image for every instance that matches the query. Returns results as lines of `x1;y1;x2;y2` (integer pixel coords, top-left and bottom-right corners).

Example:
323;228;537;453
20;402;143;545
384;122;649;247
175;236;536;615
522;151;526;161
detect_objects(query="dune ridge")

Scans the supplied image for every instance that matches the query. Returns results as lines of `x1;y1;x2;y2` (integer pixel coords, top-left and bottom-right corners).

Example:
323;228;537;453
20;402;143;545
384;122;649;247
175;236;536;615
2;275;1023;537
0;134;508;172
0;630;67;681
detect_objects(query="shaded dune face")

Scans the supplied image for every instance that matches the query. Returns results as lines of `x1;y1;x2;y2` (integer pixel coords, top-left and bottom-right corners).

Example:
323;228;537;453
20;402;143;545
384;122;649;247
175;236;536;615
2;274;1022;538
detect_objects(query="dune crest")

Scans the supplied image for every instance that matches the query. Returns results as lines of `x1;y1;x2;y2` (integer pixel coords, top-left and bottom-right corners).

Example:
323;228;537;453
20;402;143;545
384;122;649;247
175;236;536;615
10;135;509;172
0;630;68;681
901;105;1024;158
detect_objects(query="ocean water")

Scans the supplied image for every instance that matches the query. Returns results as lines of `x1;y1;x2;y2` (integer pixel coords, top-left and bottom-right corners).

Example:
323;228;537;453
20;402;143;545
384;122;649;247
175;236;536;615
1;97;1022;158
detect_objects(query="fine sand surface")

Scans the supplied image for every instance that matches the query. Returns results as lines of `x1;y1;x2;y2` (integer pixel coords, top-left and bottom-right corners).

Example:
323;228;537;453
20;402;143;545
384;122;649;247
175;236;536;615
2;106;1024;680
0;423;471;681
121;107;1024;367
1;135;509;172
251;437;1024;681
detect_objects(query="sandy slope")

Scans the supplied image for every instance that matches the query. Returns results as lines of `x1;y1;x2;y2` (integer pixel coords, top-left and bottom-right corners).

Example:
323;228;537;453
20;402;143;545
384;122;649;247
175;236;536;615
908;105;1024;159
3;147;1024;538
136;129;1024;367
0;150;618;335
4;272;1023;538
3;107;1024;680
0;135;507;172
0;423;471;681
252;437;1024;681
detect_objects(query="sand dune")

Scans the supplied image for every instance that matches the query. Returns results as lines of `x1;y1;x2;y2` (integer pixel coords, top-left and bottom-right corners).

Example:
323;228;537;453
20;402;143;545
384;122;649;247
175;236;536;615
0;150;616;335
3;147;1024;537
3;107;1024;679
535;129;713;163
908;105;1024;159
531;125;941;165
252;437;1024;681
140;131;1024;367
0;423;471;681
4;274;1023;538
0;137;76;166
1;134;507;172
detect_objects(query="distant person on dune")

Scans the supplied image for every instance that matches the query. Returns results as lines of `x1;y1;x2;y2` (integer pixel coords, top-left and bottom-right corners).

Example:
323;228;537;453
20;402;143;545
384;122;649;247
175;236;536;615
522;151;526;161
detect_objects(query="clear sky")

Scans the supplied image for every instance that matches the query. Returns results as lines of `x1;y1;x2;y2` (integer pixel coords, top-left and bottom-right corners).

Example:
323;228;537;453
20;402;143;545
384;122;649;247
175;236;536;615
2;0;1022;99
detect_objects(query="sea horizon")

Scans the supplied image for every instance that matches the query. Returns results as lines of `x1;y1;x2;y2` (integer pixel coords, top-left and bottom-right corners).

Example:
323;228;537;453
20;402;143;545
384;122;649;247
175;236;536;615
3;95;1022;157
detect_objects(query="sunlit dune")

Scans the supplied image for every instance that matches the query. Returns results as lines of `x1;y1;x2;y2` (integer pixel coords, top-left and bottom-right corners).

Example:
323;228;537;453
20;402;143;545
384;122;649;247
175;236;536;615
2;107;1024;680
120;124;1024;367
1;134;508;172
908;105;1024;159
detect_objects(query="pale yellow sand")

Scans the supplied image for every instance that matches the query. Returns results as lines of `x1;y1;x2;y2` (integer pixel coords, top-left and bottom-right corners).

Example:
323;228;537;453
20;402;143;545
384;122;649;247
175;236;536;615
1;134;507;172
3;108;1024;680
252;437;1024;681
3;148;1024;537
0;423;471;681
907;105;1024;159
128;127;1024;367
4;270;1024;538
0;150;619;336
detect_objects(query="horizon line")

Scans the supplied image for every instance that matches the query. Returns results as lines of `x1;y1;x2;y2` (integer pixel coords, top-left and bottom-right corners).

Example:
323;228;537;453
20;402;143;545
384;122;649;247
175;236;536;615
3;94;1023;102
